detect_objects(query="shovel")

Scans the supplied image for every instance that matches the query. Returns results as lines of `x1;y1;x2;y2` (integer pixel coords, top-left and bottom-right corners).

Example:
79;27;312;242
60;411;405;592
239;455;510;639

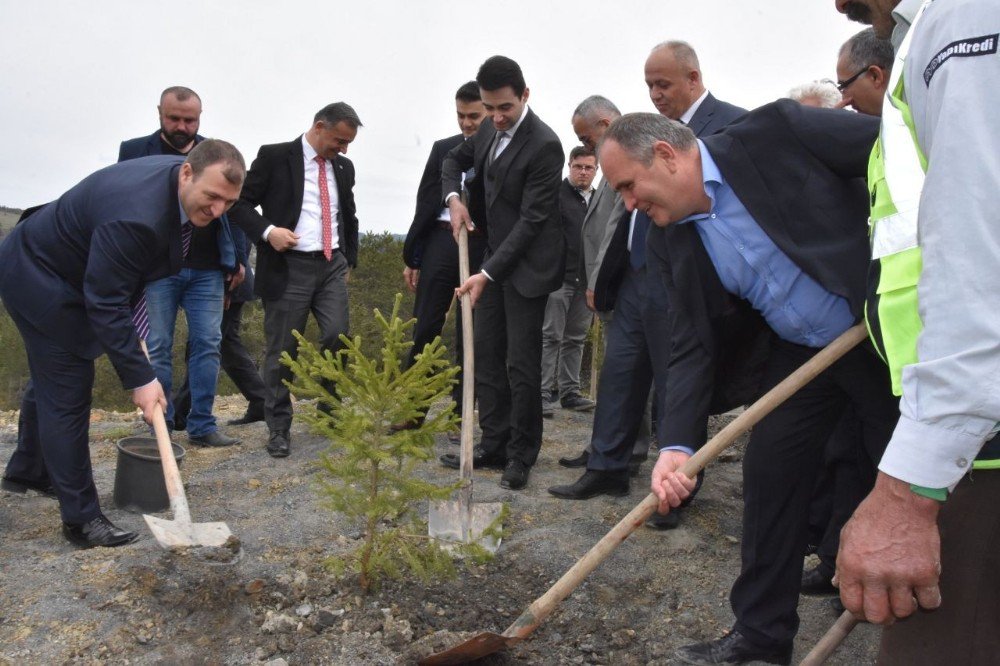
428;224;504;553
800;611;860;665
419;323;869;665
143;402;238;554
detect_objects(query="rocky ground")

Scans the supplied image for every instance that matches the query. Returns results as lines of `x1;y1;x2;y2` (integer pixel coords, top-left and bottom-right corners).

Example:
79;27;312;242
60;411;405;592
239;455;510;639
0;396;878;665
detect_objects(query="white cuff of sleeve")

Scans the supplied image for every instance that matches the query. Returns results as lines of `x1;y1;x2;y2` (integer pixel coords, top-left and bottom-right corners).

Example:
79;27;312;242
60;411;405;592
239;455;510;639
659;445;695;457
480;268;494;282
262;224;275;241
878;413;994;489
445;192;460;206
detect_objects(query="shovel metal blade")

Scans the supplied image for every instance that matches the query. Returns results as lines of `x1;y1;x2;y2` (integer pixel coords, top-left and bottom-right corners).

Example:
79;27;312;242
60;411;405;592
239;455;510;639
143;514;233;549
428;500;503;554
418;630;513;665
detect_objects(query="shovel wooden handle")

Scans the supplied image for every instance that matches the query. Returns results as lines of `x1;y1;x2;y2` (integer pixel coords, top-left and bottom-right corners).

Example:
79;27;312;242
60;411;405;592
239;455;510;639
140;340;192;525
800;611;860;665
457;225;476;539
501;323;870;641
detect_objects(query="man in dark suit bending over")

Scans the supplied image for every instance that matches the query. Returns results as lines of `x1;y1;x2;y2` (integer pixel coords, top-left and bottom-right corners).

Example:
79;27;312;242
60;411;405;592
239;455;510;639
0;140;245;548
229;103;361;459
599;107;898;664
439;56;565;490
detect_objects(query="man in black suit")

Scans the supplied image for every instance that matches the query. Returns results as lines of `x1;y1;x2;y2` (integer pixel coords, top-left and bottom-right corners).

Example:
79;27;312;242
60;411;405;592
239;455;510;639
229;103;361;458
599;106;898;664
401;82;487;432
550;43;745;525
118;86;246;447
0;140;245;548
439;56;565;490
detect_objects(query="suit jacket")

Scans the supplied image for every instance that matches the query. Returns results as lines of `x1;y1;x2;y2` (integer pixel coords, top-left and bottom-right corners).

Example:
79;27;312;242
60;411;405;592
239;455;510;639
557;178;589;285
118;130;206;162
228;136;359;301
581;178;623;291
404;134;461;268
441;108;565;298
649;99;880;447
594;93;747;311
0;156;190;388
117;130;243;287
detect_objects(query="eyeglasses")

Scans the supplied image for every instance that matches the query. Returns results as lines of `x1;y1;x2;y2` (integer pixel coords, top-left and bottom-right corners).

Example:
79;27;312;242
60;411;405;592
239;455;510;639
836;68;868;93
570;164;597;172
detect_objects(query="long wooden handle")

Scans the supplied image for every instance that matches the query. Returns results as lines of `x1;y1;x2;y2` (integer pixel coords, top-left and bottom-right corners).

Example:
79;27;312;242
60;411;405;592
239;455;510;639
502;324;870;641
140;340;192;524
457;225;476;540
800;611;860;665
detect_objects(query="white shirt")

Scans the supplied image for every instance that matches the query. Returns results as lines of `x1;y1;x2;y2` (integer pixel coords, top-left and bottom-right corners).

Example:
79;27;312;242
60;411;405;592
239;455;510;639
294;134;340;253
680;89;711;125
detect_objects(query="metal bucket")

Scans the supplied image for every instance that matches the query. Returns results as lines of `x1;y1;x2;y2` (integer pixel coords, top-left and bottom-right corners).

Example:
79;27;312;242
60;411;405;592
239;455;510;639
113;436;185;513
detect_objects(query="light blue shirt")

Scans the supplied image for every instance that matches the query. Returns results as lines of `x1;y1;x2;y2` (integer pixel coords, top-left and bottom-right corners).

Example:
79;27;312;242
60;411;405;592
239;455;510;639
660;142;854;458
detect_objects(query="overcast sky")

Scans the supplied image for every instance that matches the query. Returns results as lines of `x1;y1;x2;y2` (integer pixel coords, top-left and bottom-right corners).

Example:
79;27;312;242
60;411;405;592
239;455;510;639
0;1;861;234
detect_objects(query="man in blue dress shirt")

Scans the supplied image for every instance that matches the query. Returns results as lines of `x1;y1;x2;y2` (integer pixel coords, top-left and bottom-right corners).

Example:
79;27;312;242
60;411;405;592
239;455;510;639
599;106;898;664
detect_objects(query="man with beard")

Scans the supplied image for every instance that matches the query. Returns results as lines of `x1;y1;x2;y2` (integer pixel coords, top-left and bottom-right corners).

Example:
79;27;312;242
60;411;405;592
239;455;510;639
833;0;1000;662
118;87;245;448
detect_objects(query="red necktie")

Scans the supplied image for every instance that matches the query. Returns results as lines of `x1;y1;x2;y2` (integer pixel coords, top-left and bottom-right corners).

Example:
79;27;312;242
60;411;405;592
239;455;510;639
314;155;333;261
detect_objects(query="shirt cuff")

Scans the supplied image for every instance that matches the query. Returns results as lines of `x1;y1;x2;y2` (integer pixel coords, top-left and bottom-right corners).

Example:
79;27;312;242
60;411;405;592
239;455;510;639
480;268;494;282
878;413;993;489
445;192;460;206
659;445;695;457
262;224;275;241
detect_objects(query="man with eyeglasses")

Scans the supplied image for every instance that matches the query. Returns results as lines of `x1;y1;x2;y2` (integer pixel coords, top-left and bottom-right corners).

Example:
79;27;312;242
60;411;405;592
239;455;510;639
836;28;894;115
540;146;599;415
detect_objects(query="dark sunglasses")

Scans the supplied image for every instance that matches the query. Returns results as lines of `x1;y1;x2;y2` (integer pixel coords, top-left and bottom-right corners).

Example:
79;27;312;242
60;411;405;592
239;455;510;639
836;68;868;93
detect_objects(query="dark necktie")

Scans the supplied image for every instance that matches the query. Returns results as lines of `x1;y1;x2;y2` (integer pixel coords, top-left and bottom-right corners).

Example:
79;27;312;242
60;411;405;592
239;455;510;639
630;212;650;270
131;221;194;340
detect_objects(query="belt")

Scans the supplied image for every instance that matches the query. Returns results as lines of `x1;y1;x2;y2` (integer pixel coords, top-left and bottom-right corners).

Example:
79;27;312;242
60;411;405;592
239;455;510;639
288;249;338;259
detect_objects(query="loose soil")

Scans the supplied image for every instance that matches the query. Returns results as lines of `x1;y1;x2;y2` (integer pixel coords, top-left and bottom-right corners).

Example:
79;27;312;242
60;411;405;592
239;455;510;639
0;396;878;665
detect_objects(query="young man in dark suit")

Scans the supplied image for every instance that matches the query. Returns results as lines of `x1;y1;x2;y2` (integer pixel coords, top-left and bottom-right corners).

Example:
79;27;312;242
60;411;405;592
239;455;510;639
401;82;487;433
439;56;565;490
599;106;897;664
229;103;361;458
0;140;245;548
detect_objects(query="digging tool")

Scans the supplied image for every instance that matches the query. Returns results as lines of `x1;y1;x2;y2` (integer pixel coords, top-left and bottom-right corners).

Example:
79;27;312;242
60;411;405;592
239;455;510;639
419;323;869;665
143;402;237;551
427;224;503;553
800;611;860;665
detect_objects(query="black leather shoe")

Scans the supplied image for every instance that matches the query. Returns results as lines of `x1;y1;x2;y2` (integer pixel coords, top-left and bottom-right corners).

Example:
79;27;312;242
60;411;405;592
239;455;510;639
189;430;240;447
561;393;596;412
801;565;837;595
173;416;187;432
1;476;57;499
558;450;589;468
646;509;681;530
267;430;290;458
548;469;629;499
675;630;792;665
62;515;139;549
500;460;530;490
440;446;507;471
226;405;265;426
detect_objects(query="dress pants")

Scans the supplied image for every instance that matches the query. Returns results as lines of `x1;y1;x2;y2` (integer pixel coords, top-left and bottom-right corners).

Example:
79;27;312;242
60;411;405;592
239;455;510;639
406;226;485;410
173;299;267;419
878;465;1000;665
587;266;668;471
540;280;592;400
144;268;224;437
731;337;898;648
3;308;101;524
261;251;349;431
474;278;548;466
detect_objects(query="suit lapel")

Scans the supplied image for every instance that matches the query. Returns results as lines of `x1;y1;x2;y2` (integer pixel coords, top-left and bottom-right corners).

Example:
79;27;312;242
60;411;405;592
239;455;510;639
289;138;305;229
686;93;717;137
167;165;183;272
584;179;612;224
486;109;534;207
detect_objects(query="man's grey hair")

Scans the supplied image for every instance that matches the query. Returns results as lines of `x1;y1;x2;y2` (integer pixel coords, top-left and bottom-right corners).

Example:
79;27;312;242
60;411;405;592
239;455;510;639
314;102;363;129
186;139;246;186
601;112;697;165
572;95;621;121
650;40;701;71
839;28;894;73
787;80;842;108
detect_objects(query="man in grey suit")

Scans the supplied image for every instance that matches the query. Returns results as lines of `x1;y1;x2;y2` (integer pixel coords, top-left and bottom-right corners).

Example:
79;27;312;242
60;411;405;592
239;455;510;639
439;55;565;490
550;43;746;530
